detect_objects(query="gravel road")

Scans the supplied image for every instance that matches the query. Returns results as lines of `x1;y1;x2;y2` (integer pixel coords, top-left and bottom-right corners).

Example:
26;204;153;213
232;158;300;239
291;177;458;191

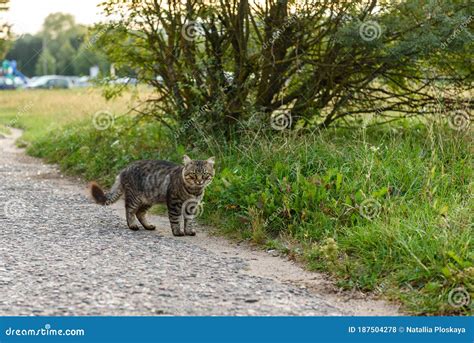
0;129;399;316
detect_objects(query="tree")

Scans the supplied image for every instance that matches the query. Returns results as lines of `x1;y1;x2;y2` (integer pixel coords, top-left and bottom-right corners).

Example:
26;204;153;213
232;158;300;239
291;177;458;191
6;34;42;77
5;14;110;77
56;40;76;74
6;13;110;77
35;48;56;75
72;27;111;76
40;12;77;45
97;0;472;135
34;13;89;76
73;44;110;76
0;0;10;59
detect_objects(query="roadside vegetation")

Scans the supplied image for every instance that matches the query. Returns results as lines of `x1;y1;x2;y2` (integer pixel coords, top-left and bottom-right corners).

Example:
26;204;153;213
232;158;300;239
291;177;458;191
0;125;9;134
0;89;472;315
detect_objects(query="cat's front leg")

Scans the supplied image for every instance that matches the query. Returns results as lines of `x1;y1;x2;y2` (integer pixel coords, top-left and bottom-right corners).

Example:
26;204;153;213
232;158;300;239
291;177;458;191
183;204;197;236
184;217;196;236
182;197;201;236
167;198;185;236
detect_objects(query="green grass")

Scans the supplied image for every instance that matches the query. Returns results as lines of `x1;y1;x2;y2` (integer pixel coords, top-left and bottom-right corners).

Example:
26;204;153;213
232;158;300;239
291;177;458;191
0;124;10;134
0;88;139;143
0;89;472;315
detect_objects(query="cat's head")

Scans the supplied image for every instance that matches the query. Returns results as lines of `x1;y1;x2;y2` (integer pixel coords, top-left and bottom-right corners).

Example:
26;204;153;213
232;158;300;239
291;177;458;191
182;155;215;188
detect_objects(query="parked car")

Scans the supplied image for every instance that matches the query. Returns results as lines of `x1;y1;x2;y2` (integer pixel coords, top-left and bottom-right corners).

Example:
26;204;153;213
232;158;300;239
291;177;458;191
14;77;29;89
0;76;15;90
110;77;138;85
68;76;91;88
24;75;72;89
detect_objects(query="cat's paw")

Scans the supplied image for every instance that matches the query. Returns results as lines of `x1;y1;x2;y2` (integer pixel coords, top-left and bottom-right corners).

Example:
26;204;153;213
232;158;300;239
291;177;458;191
185;229;196;236
172;228;185;236
144;224;156;230
129;225;140;231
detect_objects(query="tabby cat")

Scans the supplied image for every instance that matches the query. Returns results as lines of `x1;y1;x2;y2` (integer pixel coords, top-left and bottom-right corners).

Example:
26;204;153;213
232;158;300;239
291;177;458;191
90;155;215;236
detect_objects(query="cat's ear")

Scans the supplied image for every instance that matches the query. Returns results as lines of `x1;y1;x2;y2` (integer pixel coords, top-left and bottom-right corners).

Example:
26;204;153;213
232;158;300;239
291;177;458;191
207;157;215;165
183;155;192;165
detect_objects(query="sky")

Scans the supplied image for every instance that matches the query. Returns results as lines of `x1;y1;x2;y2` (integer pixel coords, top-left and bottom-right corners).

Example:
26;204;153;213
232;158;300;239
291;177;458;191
5;0;106;35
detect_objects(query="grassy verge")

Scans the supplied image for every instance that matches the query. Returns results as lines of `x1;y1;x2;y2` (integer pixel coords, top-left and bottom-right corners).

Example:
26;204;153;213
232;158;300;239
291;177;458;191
0;124;10;134
1;89;472;315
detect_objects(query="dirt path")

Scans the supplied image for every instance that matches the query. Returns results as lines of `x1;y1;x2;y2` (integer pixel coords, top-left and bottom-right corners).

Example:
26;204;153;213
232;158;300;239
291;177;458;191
0;128;400;315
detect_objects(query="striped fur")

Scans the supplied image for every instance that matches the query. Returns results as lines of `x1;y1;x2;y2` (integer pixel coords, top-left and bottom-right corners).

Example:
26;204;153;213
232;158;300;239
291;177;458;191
90;155;215;235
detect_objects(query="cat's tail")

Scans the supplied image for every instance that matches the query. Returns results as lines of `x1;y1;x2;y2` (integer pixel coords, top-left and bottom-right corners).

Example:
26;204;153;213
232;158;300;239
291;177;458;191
90;175;123;205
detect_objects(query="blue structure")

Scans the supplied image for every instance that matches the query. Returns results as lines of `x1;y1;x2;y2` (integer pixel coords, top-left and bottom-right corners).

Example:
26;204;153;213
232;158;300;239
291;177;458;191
1;59;27;84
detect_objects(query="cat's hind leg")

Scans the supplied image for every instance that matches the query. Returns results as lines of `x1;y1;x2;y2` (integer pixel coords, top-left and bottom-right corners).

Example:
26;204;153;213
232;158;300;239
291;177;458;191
137;205;156;230
126;208;140;230
125;194;141;231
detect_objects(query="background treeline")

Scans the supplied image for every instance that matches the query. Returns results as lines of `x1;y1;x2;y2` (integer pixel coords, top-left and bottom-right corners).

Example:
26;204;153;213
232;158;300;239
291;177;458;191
5;13;110;77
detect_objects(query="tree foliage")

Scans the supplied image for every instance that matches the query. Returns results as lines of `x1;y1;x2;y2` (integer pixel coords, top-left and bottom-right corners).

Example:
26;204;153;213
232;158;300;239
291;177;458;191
97;0;472;134
5;34;42;76
6;12;111;77
0;0;10;59
35;47;57;75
